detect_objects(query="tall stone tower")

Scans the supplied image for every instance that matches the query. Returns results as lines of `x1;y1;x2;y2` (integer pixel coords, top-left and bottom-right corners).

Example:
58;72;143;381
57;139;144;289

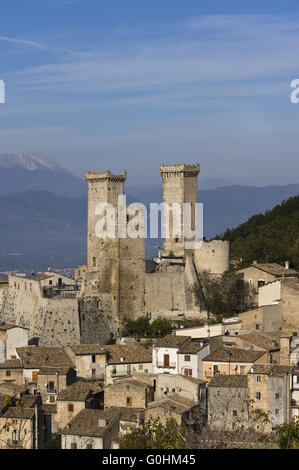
80;169;145;344
160;163;200;257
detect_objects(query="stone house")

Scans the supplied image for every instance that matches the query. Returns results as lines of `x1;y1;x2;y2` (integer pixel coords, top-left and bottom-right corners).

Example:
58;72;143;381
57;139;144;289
104;345;152;385
236;262;298;293
65;344;106;381
202;347;268;382
36;366;77;405
152;335;191;374
0;394;43;449
223;332;280;364
0;359;24;385
144;394;199;426
177;340;210;379
207;374;249;429
104;377;154;409
291;368;299;420
111;406;144;438
155;374;207;407
61;408;120;449
247;364;293;431
16;346;74;390
55;381;103;431
0;324;28;361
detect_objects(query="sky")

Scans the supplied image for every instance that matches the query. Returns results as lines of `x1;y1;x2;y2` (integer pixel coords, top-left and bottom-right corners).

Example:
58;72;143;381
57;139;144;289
1;0;299;186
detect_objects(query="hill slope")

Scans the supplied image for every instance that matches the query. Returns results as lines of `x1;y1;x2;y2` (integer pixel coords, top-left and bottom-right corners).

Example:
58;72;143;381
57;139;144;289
218;195;299;269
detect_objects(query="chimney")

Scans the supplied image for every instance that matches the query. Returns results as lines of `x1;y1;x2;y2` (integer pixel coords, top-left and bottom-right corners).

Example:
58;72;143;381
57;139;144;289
285;261;290;270
280;335;291;365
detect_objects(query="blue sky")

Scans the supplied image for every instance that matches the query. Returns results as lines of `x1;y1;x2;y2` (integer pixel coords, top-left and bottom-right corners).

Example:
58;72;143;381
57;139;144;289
1;0;299;186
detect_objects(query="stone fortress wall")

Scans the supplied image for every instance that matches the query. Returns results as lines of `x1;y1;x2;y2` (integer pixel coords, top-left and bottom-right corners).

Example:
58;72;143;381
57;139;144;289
0;162;230;346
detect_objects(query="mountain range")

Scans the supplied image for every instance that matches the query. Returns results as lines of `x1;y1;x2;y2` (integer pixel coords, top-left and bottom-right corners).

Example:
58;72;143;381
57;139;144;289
0;153;298;270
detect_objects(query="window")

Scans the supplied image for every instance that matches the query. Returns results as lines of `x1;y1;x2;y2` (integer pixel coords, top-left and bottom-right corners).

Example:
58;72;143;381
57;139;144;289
86;444;93;449
275;409;279;415
48;381;55;392
256;324;260;330
32;371;38;384
172;388;176;393
126;426;132;434
127;397;132;407
92;355;96;363
112;366;116;375
12;430;18;446
92;257;96;268
258;280;265;288
256;392;261;400
275;393;280;399
71;443;77;449
50;396;55;403
240;366;245;375
256;376;261;383
6;370;11;377
139;364;143;371
216;391;221;397
163;354;170;367
68;404;74;412
184;368;192;376
232;410;238;417
49;280;52;286
213;365;219;375
184;355;191;362
92;368;96;379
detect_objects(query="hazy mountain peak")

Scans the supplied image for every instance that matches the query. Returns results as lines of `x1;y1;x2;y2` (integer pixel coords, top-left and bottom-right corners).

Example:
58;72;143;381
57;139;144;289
0;153;67;173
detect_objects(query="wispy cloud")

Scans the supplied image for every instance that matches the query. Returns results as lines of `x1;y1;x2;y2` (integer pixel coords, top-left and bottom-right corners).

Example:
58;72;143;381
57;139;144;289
0;35;47;50
6;14;299;108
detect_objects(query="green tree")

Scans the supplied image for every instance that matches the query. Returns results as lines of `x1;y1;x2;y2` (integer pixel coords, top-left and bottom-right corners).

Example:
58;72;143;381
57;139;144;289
193;270;252;319
272;417;299;449
120;417;187;449
40;432;61;449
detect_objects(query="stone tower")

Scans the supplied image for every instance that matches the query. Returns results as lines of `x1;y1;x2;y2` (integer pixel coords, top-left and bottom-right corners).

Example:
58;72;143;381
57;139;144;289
160;163;200;257
80;170;145;343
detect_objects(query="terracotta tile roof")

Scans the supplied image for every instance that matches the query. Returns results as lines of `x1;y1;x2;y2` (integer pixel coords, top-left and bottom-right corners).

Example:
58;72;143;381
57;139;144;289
1;407;35;419
17;347;73;369
104;345;152;365
109;406;144;422
178;341;207;354
57;381;102;402
203;347;266;364
156;334;191;348
208;374;248;388
0;382;27;395
105;378;151;391
249;364;293;377
38;366;74;375
69;344;106;356
61;408;121;437
168;394;196;408
0;359;23;369
42;404;57;414
238;333;279;351
147;396;195;415
251;263;298;277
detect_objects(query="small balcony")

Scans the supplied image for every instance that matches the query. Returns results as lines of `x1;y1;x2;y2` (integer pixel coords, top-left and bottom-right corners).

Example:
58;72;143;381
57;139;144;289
156;361;176;369
46;388;56;394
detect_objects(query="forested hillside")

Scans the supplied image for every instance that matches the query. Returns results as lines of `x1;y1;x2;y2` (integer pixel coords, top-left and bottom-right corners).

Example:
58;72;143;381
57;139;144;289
218;196;299;269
